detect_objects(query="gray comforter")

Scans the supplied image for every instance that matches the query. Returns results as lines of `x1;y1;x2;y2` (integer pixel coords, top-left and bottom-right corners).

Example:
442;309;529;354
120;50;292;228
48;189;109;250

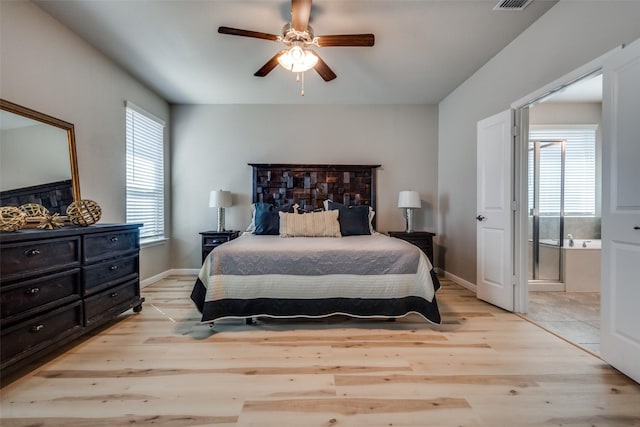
191;233;441;323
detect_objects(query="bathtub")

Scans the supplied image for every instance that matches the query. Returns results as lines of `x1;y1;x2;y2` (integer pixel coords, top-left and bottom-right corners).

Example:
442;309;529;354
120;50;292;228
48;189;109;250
563;239;601;292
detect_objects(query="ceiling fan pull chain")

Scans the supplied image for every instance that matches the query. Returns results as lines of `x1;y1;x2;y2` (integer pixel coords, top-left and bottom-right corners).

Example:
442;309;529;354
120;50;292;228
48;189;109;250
301;71;305;96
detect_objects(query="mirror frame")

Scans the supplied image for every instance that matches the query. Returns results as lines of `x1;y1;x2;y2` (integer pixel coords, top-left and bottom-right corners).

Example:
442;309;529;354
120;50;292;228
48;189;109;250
0;99;81;212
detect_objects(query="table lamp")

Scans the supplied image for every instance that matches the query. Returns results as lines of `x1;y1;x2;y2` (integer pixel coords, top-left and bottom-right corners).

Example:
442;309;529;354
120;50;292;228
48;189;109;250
398;190;421;233
209;190;232;232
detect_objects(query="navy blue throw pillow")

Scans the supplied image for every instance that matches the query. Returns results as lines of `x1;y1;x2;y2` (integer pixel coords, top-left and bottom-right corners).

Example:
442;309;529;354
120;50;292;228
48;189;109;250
253;203;293;235
326;200;371;236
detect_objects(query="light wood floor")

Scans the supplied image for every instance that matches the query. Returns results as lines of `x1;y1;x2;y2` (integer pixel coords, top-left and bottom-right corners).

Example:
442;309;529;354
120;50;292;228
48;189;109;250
1;276;639;426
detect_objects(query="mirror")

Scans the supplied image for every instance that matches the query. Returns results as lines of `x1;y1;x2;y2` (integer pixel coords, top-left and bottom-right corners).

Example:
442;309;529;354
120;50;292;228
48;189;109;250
0;99;80;217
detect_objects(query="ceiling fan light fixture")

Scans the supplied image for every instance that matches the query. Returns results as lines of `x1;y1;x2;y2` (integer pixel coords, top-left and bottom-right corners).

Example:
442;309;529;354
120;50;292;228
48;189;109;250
277;44;318;72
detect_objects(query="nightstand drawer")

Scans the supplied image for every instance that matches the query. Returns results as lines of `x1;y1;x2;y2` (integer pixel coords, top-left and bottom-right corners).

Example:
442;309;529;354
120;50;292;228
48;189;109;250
82;254;139;296
83;231;139;264
0;300;83;367
1;269;81;322
200;230;240;263
0;237;80;282
203;236;232;246
84;279;139;326
403;238;431;251
388;231;435;265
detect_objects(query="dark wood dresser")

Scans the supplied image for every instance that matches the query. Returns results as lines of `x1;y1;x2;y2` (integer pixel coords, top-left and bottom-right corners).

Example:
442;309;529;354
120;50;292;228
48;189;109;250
0;223;144;379
388;231;436;265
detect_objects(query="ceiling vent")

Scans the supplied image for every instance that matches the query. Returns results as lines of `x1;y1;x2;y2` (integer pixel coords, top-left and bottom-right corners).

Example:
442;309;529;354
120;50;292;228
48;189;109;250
494;0;533;11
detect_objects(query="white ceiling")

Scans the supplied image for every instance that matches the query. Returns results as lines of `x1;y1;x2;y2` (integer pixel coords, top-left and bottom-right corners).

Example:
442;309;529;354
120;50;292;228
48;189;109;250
34;0;558;105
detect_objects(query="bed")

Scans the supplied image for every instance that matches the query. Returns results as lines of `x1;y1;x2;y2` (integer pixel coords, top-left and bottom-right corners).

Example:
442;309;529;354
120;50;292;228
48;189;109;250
190;163;441;325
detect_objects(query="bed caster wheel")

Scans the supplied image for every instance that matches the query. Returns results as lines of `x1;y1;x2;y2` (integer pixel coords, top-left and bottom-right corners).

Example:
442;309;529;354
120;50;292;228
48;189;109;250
245;317;254;325
133;304;143;313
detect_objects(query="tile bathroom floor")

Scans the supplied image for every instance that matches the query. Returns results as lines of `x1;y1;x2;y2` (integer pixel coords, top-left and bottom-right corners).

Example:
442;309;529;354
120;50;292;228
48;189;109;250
526;291;600;355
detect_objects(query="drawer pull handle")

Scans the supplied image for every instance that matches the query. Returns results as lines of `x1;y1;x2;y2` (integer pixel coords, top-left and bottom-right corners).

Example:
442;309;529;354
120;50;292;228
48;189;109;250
109;265;118;271
110;236;119;242
25;287;40;295
110;292;119;298
24;249;41;256
31;324;44;332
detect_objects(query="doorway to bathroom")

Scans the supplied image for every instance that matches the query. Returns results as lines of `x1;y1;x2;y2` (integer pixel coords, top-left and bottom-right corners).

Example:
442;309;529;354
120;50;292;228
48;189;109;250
524;73;603;355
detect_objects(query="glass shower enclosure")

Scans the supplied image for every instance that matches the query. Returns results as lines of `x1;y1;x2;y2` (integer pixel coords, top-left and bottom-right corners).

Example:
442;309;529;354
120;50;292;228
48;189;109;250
528;139;565;282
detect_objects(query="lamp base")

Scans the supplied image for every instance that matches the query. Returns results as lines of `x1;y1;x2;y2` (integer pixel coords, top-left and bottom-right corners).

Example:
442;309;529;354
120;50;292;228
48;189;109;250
405;208;414;233
217;207;225;232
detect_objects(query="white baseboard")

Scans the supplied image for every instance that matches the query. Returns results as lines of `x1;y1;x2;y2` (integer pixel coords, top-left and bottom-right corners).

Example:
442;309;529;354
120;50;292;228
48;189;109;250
441;269;477;293
141;268;199;288
169;268;200;276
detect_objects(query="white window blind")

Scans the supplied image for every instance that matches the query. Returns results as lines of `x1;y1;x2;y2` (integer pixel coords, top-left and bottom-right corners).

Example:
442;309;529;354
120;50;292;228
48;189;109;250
126;102;165;242
529;126;597;217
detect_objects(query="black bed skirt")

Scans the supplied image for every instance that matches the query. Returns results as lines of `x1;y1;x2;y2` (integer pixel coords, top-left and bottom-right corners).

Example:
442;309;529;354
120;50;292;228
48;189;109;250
190;278;441;325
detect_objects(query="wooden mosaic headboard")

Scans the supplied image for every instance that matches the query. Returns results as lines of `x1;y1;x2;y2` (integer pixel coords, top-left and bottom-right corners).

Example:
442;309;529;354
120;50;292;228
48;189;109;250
249;163;380;221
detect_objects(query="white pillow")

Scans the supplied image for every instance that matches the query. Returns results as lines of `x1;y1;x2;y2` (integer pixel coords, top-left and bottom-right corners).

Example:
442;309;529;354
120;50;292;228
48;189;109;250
279;210;341;238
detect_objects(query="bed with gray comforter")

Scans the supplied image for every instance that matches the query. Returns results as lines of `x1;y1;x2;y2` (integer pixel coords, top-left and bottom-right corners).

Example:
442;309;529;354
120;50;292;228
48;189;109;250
190;233;441;324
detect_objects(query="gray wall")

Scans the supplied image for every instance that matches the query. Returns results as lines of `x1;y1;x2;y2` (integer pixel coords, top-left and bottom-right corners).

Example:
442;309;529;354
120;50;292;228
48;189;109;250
171;104;438;269
5;0;640;284
0;1;172;281
437;1;640;284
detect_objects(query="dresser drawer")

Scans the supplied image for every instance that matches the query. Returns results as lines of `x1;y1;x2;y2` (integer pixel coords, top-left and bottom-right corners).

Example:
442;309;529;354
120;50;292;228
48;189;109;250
83;230;139;264
82;254;139;296
0;237;80;282
1;269;81;322
1;300;83;368
84;279;139;326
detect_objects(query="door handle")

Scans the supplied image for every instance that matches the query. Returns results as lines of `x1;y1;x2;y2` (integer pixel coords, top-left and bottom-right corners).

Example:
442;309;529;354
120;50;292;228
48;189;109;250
634;226;640;230
476;215;486;221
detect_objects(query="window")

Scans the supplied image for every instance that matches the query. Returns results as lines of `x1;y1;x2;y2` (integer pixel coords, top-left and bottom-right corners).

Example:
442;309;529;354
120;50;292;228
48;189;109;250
528;125;597;217
125;102;165;243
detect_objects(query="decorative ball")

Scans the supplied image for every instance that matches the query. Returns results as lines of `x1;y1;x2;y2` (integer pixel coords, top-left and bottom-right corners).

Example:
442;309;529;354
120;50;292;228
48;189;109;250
37;213;65;230
0;206;27;232
66;199;102;226
19;203;50;218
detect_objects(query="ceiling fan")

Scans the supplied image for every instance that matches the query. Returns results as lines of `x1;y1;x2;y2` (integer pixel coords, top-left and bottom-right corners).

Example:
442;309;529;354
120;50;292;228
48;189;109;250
218;0;374;90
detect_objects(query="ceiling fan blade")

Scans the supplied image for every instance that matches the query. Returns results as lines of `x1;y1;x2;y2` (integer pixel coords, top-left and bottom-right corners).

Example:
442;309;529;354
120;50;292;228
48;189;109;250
254;51;286;77
316;34;375;47
311;52;337;82
291;0;312;32
218;26;279;42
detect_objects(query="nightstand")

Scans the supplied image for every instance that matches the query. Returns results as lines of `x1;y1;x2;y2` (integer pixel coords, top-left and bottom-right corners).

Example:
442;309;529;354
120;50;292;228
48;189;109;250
388;231;435;265
200;230;240;263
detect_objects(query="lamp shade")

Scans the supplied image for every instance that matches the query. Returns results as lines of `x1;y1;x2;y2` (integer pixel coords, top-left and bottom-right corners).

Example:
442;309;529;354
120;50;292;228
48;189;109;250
209;190;232;208
397;191;421;209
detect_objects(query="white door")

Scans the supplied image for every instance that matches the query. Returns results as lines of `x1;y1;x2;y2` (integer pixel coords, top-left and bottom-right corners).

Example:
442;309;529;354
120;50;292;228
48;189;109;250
477;110;514;311
601;39;640;383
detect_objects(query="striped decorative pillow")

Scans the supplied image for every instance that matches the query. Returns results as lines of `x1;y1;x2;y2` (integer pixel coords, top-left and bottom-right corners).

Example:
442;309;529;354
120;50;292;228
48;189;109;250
279;210;341;238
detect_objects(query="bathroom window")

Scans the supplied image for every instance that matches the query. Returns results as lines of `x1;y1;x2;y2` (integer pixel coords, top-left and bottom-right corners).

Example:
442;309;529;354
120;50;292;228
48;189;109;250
529;125;597;217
